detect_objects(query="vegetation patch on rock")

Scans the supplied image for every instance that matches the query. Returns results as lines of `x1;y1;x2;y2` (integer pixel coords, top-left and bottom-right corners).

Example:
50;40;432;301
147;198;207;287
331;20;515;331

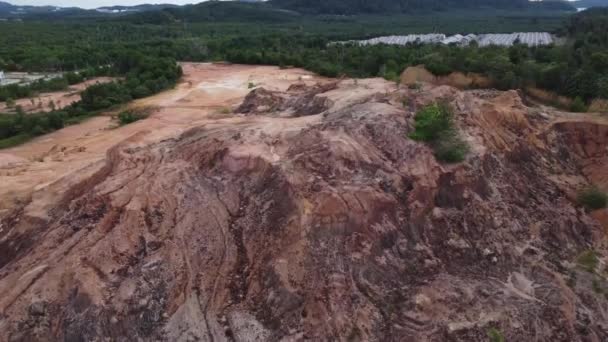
409;102;469;163
577;186;608;211
577;250;600;273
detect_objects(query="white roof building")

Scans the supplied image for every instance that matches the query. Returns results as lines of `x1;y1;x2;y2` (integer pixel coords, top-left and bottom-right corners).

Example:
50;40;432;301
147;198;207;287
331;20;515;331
335;32;554;48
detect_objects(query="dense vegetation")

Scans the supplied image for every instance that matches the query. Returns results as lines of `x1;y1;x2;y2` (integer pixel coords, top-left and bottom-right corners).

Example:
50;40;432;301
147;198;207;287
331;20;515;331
2;7;603;103
0;4;606;148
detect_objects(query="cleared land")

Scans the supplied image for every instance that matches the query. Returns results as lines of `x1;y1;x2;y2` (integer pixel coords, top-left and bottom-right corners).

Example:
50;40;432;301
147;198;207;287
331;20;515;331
0;63;323;216
0;77;115;113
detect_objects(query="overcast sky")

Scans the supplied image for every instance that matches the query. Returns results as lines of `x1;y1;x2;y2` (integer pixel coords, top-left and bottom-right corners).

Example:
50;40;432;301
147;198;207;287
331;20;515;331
8;0;197;9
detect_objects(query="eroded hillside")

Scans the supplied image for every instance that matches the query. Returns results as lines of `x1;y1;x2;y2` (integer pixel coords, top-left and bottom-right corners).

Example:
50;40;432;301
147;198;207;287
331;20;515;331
0;63;607;341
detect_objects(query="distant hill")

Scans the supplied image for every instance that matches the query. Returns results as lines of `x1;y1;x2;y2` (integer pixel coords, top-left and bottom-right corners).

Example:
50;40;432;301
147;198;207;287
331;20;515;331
96;3;180;13
572;0;608;8
269;0;575;14
0;1;181;19
0;0;576;21
128;1;300;24
0;1;93;19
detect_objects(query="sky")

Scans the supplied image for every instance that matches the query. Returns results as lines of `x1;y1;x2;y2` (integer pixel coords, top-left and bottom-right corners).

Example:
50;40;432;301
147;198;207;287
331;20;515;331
7;0;197;9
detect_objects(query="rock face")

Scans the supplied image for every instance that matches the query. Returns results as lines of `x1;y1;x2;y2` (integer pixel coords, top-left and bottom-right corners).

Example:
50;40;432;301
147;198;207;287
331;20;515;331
236;82;337;117
1;78;608;342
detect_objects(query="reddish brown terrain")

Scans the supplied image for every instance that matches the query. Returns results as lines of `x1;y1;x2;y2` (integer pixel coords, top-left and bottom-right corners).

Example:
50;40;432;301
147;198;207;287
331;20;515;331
0;63;607;341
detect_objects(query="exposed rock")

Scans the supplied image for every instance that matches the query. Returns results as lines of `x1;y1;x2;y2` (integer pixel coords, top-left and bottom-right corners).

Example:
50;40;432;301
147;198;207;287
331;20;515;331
1;75;608;342
236;82;337;116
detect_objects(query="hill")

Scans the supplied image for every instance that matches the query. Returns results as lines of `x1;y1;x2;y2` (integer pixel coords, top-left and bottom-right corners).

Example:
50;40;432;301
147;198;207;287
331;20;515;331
0;1;179;19
269;0;575;14
0;0;576;21
128;1;301;24
125;0;574;23
0;1;90;18
96;3;180;13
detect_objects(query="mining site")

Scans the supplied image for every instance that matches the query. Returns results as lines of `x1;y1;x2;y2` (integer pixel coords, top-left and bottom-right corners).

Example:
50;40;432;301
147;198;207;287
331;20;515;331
0;62;607;341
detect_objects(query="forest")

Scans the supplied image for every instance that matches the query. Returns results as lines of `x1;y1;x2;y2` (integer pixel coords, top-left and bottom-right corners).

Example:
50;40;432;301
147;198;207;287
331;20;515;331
0;5;607;147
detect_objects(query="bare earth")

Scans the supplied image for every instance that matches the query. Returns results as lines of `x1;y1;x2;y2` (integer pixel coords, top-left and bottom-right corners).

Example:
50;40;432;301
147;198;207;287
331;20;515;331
1;63;608;341
0;77;115;113
0;63;322;217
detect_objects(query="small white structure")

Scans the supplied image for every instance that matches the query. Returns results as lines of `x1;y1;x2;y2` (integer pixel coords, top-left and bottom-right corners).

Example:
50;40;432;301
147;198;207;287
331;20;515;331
0;71;4;83
442;34;464;45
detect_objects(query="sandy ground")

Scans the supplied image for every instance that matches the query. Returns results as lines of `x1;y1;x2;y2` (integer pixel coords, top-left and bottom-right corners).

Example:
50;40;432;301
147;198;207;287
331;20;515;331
0;63;323;216
0;77;115;113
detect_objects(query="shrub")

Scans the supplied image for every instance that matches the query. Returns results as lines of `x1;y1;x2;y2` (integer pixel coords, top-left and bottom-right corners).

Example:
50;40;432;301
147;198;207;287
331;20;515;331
65;72;84;85
410;103;468;163
248;82;256;89
433;133;469;163
487;328;505;342
577;186;608;210
571;96;587;113
409;103;453;142
577;250;599;273
117;108;150;125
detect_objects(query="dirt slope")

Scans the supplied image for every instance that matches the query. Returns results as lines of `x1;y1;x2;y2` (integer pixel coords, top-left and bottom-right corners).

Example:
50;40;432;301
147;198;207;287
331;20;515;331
1;64;608;341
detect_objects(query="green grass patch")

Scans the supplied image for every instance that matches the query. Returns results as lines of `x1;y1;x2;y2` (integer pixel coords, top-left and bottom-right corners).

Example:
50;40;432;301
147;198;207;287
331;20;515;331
409;102;469;163
577;250;599;273
577;186;608;211
487;327;505;342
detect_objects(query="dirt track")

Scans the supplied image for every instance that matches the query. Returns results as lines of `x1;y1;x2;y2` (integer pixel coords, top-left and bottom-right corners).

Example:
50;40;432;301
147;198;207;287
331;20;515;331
0;63;323;217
